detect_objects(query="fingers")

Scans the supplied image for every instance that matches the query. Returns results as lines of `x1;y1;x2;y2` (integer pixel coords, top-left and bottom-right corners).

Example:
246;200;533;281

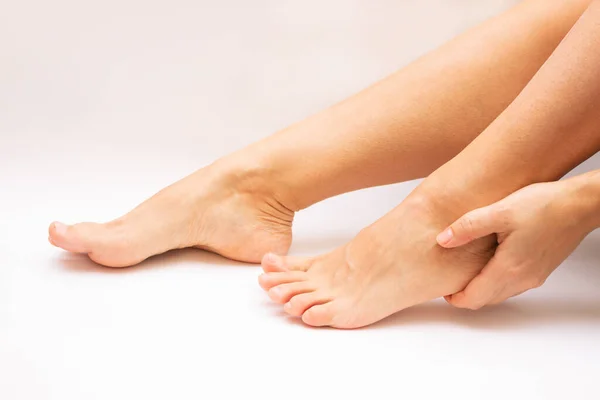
437;204;509;248
445;256;507;310
448;277;534;309
446;255;545;310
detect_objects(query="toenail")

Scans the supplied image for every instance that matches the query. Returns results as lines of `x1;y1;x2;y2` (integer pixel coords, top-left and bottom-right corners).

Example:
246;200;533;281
284;302;292;311
54;222;68;236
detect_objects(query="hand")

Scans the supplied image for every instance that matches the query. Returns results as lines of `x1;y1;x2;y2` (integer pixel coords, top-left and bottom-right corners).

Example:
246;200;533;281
436;179;594;310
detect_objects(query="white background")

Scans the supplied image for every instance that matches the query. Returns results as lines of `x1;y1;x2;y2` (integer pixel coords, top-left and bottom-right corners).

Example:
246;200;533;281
2;1;600;399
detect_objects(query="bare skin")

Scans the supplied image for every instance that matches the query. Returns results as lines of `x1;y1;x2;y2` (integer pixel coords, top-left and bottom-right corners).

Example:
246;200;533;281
49;161;294;266
49;0;588;267
259;193;497;328
438;171;600;310
261;1;600;329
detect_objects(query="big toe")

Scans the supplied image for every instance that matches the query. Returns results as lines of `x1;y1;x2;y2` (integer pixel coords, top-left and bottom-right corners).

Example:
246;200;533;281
49;221;95;254
48;219;160;268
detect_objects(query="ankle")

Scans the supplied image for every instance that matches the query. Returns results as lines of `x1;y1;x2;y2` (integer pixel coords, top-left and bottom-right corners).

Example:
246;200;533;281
414;165;533;226
403;182;481;230
209;153;298;215
402;184;498;261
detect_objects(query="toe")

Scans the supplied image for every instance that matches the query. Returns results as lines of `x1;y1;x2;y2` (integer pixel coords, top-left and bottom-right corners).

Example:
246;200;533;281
262;253;312;272
258;271;307;291
49;222;92;254
284;292;332;317
48;235;57;247
268;281;315;304
302;302;338;327
49;219;148;268
261;253;285;272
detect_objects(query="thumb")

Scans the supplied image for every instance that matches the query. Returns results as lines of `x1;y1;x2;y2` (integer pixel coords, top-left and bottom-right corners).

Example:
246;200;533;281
436;204;506;248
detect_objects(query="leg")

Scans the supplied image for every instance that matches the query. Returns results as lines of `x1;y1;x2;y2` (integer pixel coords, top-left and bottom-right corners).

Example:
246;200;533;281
49;0;590;267
262;0;600;328
244;0;590;210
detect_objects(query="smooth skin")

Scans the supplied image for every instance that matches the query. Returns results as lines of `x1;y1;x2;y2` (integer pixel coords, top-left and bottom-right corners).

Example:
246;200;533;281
438;171;600;310
49;0;589;267
261;0;600;329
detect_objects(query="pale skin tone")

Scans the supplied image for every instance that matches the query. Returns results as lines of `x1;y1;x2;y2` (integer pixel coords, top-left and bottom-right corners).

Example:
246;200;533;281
48;0;599;328
437;171;600;310
49;0;588;266
260;0;600;328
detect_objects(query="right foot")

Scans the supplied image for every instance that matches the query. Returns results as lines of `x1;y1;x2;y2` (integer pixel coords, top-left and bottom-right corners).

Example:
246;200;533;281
258;191;497;329
48;159;295;267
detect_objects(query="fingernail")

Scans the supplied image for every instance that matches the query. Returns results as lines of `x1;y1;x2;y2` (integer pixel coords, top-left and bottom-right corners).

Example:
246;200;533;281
53;222;68;236
436;228;454;245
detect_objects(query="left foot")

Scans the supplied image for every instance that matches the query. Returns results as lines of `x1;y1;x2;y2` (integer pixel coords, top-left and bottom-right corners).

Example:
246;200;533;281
48;157;296;267
258;192;497;329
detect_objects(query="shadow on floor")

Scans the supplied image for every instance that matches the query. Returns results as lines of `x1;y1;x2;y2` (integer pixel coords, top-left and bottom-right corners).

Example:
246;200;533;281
373;297;600;331
53;228;600;329
53;231;353;274
54;247;250;274
373;232;600;330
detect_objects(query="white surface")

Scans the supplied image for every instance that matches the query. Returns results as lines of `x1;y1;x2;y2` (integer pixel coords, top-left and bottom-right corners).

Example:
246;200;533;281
2;1;600;399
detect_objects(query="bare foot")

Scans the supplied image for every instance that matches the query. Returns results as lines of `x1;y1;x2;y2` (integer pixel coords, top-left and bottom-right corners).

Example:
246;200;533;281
49;159;294;267
258;193;496;329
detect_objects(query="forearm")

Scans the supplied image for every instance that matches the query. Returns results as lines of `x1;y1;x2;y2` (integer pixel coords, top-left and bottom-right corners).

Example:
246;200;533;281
424;0;600;217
